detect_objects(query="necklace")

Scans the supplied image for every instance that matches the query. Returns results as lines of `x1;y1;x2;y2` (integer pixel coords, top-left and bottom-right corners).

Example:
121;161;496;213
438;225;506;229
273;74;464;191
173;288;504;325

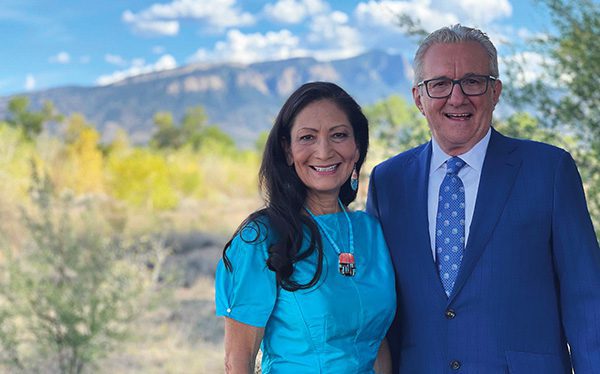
305;199;356;277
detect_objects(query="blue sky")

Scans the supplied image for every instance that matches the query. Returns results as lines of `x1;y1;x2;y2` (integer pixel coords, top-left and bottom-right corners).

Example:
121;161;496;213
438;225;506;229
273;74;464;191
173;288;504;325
0;0;555;96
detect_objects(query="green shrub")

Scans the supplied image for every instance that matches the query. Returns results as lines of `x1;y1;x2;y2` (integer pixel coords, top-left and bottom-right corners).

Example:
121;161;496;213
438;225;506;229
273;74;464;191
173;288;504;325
0;167;148;373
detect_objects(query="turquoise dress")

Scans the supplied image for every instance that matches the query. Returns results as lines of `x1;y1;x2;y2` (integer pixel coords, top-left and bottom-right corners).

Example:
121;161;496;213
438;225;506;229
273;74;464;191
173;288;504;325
215;211;396;373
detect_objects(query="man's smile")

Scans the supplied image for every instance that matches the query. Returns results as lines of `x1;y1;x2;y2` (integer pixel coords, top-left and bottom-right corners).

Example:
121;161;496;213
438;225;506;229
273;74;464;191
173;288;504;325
444;112;473;120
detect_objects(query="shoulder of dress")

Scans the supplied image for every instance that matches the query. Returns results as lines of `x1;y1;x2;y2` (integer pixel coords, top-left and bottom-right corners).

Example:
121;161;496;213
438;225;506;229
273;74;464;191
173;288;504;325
235;217;272;247
349;210;379;225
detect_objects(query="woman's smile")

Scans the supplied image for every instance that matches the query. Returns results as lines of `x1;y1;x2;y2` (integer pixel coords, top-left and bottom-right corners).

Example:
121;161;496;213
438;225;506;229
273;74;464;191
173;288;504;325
311;163;340;173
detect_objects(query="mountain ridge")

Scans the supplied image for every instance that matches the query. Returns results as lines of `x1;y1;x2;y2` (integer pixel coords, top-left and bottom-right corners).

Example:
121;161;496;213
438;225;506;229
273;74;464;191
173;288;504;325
0;50;413;146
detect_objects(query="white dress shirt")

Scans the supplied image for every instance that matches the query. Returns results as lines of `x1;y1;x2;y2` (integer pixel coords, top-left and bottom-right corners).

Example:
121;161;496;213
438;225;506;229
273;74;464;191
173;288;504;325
428;128;491;260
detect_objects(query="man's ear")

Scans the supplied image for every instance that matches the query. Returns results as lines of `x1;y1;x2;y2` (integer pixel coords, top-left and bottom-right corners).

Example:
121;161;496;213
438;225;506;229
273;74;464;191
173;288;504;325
492;79;503;107
413;86;425;115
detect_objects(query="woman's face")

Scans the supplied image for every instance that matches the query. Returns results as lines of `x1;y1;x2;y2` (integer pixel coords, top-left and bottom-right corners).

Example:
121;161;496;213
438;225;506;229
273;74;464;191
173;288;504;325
286;99;359;206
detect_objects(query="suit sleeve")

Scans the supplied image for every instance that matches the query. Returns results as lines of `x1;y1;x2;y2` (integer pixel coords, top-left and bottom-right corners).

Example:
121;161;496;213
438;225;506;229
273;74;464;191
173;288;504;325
551;151;600;372
366;164;402;373
366;165;380;219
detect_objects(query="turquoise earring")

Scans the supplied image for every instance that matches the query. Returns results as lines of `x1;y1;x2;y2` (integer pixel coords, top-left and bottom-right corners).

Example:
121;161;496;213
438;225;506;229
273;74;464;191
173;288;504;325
350;164;359;191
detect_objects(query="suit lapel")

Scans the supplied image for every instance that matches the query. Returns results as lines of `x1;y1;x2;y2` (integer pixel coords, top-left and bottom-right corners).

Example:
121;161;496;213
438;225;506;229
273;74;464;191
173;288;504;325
410;141;432;249
406;142;450;298
449;129;522;302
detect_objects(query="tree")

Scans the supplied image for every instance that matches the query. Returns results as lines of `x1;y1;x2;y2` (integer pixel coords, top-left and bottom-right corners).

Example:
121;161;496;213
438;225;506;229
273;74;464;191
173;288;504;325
504;0;600;233
150;106;213;150
106;148;179;210
181;106;208;149
364;95;429;158
507;0;599;148
5;96;62;140
150;111;182;149
493;112;563;145
60;114;105;194
196;125;235;152
103;127;131;156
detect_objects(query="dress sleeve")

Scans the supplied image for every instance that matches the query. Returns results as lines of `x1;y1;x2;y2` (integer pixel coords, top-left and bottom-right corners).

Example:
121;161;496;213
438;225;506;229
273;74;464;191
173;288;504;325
215;222;277;327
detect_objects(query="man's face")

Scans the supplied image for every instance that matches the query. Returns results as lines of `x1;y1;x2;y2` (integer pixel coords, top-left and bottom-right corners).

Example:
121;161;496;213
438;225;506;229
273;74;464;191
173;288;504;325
413;41;502;155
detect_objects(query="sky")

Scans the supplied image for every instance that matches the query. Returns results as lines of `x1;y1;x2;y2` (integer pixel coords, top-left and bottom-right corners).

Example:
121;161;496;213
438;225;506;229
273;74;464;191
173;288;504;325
0;0;556;97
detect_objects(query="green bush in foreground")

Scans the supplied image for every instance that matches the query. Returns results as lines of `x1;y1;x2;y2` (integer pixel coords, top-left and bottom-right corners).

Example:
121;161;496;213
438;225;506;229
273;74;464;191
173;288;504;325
0;167;149;374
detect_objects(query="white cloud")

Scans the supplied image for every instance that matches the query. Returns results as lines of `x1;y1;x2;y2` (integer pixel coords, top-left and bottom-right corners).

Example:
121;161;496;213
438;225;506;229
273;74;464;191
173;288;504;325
355;0;511;33
49;51;71;64
131;58;146;67
25;74;36;91
105;54;128;66
152;45;166;54
454;0;511;25
122;10;179;36
188;29;307;64
516;27;534;40
514;27;548;42
187;5;365;65
96;54;177;86
355;1;406;29
149;0;517;72
351;0;520;66
501;51;547;86
306;11;364;60
154;55;177;70
484;25;547;54
355;0;457;33
123;0;254;36
263;0;328;24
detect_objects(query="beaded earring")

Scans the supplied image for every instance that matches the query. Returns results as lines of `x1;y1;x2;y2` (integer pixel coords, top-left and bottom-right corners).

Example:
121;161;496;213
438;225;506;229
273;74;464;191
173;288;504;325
350;164;359;191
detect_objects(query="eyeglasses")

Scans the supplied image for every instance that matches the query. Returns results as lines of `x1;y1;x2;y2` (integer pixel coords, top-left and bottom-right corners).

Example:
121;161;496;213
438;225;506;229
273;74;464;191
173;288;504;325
417;75;498;99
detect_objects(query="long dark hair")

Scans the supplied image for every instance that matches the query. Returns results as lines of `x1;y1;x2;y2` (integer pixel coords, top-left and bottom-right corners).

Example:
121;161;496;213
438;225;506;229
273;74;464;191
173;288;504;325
222;81;369;291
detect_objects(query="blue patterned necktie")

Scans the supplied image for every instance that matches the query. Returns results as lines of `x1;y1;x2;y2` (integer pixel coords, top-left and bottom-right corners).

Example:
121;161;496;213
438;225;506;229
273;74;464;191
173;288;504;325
436;157;466;297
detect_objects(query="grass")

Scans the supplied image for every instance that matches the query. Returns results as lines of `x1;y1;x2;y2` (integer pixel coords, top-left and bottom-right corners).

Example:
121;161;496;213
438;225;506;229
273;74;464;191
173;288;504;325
97;276;224;373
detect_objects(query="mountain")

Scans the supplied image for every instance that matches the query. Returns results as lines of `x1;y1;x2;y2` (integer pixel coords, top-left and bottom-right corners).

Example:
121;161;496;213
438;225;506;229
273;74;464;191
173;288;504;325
0;50;413;146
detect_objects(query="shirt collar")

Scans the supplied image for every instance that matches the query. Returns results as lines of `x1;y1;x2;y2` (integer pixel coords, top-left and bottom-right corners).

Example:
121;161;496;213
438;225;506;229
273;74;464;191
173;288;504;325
430;127;492;174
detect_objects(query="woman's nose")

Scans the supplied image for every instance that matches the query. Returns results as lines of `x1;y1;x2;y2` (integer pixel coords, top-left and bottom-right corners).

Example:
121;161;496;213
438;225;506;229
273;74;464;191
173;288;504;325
315;138;334;159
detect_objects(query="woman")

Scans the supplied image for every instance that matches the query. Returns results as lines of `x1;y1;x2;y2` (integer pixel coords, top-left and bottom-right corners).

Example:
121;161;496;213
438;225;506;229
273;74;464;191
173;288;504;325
215;82;396;373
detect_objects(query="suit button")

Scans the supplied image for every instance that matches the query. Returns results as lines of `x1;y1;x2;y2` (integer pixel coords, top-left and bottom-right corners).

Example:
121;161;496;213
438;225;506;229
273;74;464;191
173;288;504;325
445;309;456;319
450;360;461;370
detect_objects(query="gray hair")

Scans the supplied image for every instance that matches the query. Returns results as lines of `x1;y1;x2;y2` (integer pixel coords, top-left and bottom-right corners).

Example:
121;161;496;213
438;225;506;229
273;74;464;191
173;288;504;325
413;24;499;85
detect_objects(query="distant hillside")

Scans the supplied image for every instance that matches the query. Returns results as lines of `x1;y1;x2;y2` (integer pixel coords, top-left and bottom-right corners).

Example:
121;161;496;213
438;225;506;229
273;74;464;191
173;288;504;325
0;50;413;146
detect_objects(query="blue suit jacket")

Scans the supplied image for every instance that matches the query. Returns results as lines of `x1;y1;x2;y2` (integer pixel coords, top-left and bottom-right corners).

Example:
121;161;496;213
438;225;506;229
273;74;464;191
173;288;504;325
367;128;600;373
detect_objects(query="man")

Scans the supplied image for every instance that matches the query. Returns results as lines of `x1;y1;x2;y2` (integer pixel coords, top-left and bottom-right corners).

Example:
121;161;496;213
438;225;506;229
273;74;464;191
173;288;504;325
367;24;600;373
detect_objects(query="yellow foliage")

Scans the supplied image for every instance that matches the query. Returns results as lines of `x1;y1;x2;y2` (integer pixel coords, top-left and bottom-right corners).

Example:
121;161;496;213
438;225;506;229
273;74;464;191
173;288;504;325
67;126;105;194
164;148;205;197
0;116;265;233
48;114;106;194
197;147;260;201
0;124;37;247
106;128;131;155
0;123;35;199
106;148;179;210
